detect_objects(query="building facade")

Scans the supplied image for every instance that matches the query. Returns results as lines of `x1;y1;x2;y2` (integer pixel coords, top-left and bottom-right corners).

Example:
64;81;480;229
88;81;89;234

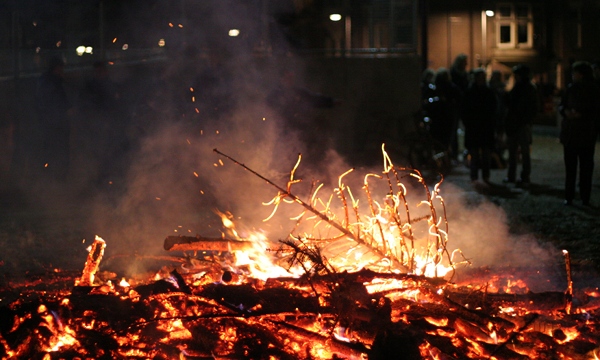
424;0;600;89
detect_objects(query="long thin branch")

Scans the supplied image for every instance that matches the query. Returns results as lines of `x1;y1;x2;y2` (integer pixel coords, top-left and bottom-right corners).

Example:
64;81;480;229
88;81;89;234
213;148;400;268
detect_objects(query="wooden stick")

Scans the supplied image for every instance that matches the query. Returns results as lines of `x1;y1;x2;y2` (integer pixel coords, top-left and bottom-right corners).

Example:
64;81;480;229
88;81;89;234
563;249;573;314
164;235;254;252
77;235;106;286
213;148;403;269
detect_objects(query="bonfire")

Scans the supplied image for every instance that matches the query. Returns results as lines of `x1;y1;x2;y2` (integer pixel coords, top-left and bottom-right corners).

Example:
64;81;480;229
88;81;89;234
1;146;599;360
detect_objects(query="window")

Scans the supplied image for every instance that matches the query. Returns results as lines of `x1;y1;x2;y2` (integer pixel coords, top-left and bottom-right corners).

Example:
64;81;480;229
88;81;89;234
496;3;533;49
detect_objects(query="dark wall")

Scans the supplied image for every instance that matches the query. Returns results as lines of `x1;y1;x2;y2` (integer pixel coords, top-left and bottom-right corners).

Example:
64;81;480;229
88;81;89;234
0;54;421;183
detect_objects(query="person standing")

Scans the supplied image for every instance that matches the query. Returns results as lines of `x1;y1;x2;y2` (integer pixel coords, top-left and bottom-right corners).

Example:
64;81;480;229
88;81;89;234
503;65;538;187
449;53;469;160
450;54;469;95
488;70;508;168
427;68;461;154
558;61;600;206
461;68;497;183
34;56;74;183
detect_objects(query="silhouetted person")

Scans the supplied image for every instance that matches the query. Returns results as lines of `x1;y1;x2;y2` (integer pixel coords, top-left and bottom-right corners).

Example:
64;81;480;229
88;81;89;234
419;68;437;132
34;56;73;183
420;68;435;100
450;54;469;94
461;68;497;183
559;61;600;206
489;70;508;168
450;53;469;160
504;65;538;187
419;68;436;121
427;68;461;153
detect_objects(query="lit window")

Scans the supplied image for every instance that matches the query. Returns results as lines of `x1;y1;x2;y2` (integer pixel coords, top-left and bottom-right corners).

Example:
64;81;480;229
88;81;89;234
495;3;533;49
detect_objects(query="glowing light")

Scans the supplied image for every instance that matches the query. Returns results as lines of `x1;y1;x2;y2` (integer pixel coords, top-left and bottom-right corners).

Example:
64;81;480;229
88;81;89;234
76;46;86;56
85;46;93;54
228;29;240;37
122;44;129;50
485;10;495;17
329;14;342;21
158;38;166;47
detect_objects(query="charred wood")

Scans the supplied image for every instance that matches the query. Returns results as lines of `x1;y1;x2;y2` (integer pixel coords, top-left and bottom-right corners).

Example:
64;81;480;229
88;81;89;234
78;236;106;286
164;236;254;252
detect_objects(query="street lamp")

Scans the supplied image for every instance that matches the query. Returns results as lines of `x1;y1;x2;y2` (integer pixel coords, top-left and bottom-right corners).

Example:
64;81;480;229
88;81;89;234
329;12;350;56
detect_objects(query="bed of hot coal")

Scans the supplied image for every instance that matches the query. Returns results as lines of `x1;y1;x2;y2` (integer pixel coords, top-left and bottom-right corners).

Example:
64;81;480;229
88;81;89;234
2;254;600;360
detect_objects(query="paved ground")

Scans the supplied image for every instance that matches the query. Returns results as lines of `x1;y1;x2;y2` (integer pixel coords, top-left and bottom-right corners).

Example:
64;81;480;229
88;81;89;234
442;126;600;290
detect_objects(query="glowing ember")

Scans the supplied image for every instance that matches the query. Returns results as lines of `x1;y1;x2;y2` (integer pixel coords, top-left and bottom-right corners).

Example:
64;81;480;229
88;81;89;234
2;147;598;359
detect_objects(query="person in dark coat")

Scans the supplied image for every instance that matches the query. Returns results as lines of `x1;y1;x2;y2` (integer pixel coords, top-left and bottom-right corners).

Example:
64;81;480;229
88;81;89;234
461;68;497;183
503;65;538;187
559;61;600;206
426;68;461;154
449;53;469;160
450;53;469;95
488;70;508;169
420;68;435;100
34;56;73;182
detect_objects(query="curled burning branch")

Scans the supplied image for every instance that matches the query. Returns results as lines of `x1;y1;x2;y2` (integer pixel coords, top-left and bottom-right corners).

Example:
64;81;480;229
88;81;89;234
213;146;468;279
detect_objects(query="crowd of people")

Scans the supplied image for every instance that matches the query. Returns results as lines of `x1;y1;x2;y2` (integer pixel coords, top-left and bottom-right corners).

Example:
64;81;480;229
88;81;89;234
421;54;600;207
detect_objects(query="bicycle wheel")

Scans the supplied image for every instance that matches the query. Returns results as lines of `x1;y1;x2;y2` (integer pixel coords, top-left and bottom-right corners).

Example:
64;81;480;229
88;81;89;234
407;137;451;180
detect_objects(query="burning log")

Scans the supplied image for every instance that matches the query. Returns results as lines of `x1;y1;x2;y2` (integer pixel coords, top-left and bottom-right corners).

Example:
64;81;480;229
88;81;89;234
564;249;574;314
76;235;106;287
164;235;254;252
